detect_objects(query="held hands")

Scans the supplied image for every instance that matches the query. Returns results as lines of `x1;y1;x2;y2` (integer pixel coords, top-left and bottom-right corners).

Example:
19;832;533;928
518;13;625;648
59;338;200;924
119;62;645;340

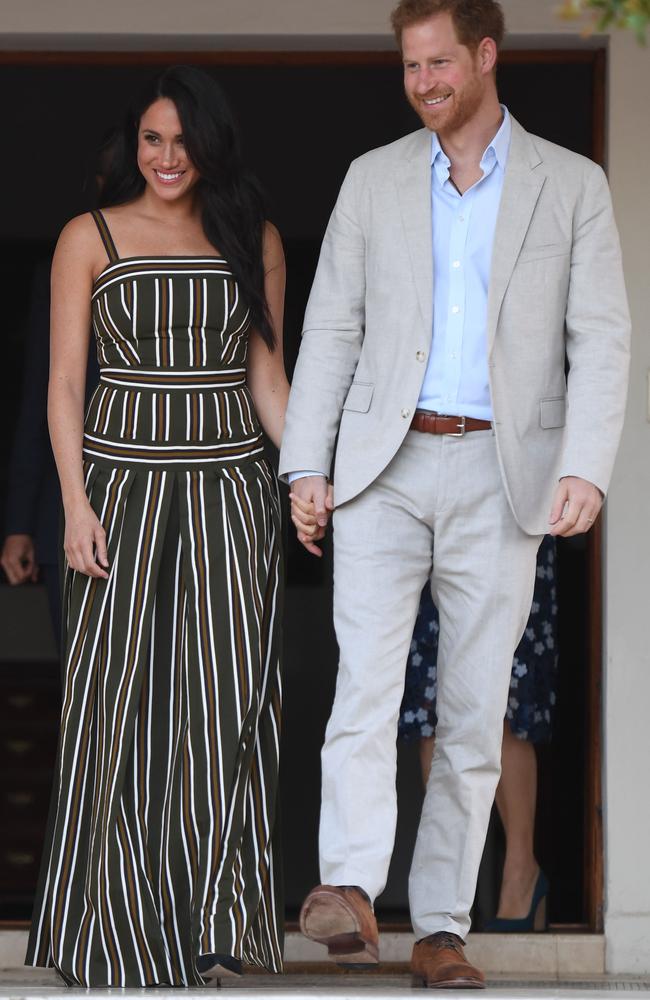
548;476;603;537
1;534;39;585
289;476;334;557
64;501;110;579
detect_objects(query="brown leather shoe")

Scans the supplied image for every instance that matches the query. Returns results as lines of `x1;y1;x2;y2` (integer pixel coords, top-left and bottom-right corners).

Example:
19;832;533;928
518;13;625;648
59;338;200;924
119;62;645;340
411;932;485;989
299;884;379;966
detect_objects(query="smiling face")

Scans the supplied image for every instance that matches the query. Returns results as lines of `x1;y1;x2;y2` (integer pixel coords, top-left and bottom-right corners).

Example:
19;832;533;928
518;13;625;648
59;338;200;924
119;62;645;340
402;12;495;136
137;97;200;201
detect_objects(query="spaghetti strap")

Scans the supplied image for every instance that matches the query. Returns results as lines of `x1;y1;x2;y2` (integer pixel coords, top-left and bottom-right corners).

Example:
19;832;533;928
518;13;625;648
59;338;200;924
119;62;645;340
91;209;119;264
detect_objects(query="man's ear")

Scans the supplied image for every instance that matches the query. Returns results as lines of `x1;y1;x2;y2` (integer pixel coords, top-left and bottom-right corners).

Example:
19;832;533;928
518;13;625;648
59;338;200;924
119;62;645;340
478;36;498;76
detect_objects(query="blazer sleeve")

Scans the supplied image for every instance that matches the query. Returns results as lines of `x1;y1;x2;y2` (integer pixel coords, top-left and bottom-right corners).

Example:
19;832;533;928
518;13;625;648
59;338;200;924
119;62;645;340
278;160;367;481
559;162;631;493
4;258;52;538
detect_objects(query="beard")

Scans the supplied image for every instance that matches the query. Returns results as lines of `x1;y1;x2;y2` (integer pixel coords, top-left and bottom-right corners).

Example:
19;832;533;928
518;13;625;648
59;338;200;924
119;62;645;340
408;71;485;135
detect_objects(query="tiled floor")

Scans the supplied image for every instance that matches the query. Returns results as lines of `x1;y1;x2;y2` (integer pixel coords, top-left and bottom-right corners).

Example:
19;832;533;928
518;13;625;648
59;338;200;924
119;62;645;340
2;968;650;999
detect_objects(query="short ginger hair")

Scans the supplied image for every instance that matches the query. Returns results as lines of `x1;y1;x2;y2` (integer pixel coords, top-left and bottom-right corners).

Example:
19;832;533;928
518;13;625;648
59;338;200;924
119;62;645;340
390;0;506;52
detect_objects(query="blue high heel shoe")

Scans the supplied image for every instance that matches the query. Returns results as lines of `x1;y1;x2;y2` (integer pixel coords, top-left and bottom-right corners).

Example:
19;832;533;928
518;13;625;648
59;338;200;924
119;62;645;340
484;869;549;932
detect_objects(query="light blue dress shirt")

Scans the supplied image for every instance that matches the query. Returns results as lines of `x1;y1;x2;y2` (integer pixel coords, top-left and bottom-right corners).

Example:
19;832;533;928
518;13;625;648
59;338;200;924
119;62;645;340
418;107;512;421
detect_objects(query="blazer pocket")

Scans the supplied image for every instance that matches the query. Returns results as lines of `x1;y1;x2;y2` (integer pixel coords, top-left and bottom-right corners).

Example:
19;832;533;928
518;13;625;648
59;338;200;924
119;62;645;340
343;381;374;413
518;241;571;263
540;396;566;429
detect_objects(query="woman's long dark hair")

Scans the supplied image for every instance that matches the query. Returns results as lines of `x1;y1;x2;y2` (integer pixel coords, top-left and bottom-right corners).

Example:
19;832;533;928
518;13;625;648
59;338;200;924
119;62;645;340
101;65;274;349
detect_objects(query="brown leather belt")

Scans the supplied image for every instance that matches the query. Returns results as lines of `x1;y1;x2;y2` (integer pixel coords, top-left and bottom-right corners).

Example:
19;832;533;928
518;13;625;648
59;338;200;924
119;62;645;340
410;410;492;436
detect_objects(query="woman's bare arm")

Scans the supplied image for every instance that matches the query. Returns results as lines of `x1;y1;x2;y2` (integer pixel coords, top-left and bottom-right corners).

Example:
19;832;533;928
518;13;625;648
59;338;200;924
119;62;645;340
48;215;109;578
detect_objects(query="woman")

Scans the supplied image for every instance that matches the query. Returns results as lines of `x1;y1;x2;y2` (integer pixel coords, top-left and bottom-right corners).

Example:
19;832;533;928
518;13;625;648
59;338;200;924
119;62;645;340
26;66;288;987
400;536;558;932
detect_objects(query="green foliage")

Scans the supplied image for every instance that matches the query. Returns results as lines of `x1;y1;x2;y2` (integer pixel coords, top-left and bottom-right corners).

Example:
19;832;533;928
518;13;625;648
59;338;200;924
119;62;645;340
559;0;650;42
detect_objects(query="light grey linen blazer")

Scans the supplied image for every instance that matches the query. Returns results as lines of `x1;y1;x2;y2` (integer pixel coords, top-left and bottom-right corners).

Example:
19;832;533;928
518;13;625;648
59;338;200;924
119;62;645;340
279;117;631;535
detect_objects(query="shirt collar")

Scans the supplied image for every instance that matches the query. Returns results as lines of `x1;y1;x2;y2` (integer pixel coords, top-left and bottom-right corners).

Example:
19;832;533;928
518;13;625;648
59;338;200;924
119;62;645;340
431;104;511;185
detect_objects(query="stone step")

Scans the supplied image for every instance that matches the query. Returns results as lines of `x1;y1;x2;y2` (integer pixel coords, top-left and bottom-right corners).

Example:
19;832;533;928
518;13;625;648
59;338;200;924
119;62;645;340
285;930;604;975
0;928;604;976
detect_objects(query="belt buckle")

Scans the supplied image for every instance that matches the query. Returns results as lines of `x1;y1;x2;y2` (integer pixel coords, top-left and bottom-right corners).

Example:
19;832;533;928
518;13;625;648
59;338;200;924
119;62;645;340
447;415;466;437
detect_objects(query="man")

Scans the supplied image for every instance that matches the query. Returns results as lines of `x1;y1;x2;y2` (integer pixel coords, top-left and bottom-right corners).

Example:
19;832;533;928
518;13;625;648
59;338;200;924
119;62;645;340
280;0;630;989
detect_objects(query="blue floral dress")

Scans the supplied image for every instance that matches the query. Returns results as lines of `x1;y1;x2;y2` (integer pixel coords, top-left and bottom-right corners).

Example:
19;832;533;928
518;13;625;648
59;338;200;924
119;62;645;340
399;535;558;744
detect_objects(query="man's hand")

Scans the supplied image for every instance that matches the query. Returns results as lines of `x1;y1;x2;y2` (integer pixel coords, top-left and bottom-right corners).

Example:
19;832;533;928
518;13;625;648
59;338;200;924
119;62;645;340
1;533;39;585
549;477;603;537
289;476;334;557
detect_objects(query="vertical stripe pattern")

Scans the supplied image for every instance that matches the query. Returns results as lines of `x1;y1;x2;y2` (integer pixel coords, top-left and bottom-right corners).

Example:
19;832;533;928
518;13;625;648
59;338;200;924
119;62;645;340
26;213;284;987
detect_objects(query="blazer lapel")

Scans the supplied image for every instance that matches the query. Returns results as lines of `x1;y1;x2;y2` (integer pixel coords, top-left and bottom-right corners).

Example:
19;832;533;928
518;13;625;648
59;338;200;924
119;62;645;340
487;118;546;351
395;129;434;335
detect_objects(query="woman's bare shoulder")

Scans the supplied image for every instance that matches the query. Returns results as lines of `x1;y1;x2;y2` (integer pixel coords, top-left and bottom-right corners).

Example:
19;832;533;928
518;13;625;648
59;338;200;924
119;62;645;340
58;211;99;244
54;213;106;280
57;210;121;259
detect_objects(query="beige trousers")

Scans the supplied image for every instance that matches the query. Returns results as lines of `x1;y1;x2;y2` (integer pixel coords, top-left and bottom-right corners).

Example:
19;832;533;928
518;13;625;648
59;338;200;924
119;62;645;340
320;428;542;940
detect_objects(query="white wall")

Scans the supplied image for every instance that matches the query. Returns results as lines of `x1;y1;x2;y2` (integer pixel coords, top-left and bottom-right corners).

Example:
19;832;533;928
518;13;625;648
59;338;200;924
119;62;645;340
602;28;650;976
0;0;586;45
1;0;649;975
0;0;401;41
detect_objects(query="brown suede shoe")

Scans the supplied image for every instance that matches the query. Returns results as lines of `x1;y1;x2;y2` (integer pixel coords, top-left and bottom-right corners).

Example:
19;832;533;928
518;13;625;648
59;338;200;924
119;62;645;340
299;884;379;966
411;932;485;989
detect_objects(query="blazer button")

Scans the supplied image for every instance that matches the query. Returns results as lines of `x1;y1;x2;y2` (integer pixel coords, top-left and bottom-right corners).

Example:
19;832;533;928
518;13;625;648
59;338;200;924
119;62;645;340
416;350;426;362
401;408;411;419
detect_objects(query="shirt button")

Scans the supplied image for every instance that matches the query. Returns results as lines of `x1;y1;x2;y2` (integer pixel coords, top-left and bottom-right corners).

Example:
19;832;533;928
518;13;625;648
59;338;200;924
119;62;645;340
450;353;457;360
452;260;461;268
416;350;426;362
459;215;465;222
452;305;460;314
401;408;411;419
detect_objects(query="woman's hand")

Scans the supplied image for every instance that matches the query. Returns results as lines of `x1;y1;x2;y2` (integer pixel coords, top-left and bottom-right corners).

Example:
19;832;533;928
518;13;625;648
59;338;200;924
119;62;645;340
64;501;109;579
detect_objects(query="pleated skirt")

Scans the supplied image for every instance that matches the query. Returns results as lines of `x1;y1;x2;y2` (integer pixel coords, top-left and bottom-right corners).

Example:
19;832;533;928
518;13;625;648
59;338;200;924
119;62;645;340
26;457;284;986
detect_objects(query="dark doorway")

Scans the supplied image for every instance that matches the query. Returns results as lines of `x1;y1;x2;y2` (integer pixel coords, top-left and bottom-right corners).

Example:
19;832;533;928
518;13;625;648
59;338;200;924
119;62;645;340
0;48;604;929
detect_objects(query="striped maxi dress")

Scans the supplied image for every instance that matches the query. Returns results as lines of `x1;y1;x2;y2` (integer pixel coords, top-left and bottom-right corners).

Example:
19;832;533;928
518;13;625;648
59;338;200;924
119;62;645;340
25;210;284;986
